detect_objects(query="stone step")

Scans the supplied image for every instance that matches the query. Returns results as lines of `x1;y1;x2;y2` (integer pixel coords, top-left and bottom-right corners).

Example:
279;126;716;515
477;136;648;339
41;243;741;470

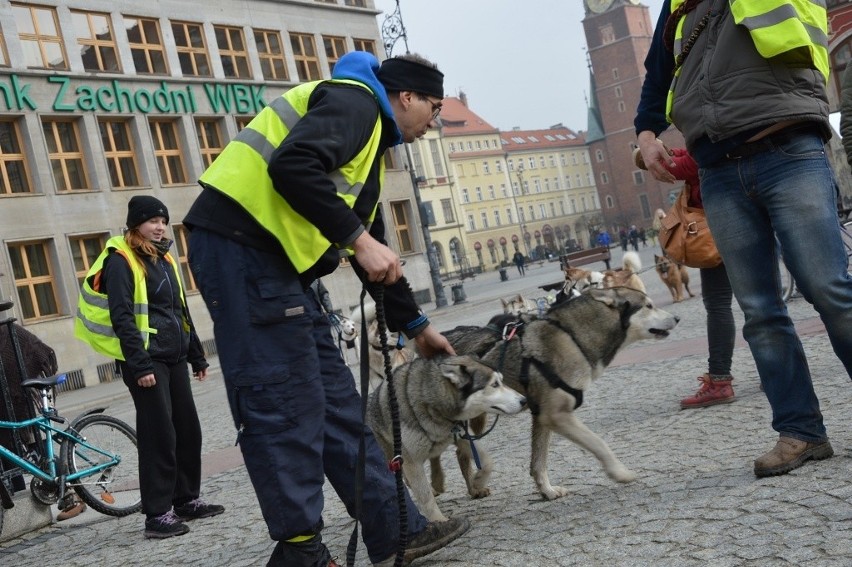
0;483;53;543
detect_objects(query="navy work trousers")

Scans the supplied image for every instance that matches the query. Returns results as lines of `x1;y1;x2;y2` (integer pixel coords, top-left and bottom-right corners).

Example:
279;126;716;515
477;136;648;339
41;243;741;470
188;229;426;563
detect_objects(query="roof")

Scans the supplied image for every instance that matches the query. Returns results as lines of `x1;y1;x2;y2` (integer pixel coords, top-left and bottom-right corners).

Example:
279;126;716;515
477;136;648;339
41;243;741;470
500;126;587;151
438;97;499;136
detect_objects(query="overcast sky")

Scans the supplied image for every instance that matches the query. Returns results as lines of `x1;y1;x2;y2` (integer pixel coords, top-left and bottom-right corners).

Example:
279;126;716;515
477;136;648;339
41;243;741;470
372;0;666;133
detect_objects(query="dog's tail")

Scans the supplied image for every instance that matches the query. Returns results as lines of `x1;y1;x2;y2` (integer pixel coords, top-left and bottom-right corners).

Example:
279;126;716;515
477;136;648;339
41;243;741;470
622;251;642;273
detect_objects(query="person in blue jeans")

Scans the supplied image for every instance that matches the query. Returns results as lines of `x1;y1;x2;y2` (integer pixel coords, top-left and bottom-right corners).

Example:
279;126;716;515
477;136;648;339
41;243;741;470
635;0;852;477
185;52;468;567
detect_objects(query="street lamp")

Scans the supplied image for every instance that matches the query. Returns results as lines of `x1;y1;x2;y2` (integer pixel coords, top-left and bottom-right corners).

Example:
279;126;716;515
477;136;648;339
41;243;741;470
515;162;531;257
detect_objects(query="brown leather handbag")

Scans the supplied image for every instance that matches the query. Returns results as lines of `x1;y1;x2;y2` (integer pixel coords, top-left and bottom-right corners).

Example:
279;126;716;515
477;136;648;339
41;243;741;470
658;186;722;269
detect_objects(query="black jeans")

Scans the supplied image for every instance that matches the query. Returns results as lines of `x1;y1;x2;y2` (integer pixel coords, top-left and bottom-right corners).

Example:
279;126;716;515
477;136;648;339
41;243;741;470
121;358;202;517
699;263;735;376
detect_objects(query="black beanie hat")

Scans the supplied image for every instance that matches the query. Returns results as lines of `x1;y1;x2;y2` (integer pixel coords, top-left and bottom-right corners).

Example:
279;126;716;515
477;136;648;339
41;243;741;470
126;195;169;228
377;57;444;100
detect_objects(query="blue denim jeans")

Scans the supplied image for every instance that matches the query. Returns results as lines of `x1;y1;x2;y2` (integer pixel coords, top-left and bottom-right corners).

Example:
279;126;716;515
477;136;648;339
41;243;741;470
700;130;852;443
188;229;426;564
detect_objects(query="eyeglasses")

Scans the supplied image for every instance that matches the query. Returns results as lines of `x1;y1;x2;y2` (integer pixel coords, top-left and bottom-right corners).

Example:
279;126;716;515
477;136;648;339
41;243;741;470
420;95;442;119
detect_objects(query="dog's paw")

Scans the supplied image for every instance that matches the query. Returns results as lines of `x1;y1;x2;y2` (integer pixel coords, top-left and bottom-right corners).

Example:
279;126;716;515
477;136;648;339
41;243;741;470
540;485;570;500
469;487;491;499
608;466;636;483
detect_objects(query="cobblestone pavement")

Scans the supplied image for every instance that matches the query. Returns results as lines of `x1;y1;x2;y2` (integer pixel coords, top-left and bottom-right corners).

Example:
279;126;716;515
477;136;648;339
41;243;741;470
3;246;851;566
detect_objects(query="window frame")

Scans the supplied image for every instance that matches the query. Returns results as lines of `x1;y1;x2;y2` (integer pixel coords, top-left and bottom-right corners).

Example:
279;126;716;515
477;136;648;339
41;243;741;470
149;119;187;185
195;117;224;168
69;233;108;288
72;10;122;73
215;24;252;79
98;118;141;188
389;200;415;253
322;35;347;74
172;224;198;291
12;3;68;70
8;239;61;321
290;32;321;81
254;29;288;81
0;118;34;195
42;117;91;192
124;15;169;75
172;20;212;77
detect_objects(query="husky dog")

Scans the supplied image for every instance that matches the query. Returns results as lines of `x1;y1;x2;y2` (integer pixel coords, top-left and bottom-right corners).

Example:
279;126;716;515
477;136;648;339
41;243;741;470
367;356;527;521
654;254;695;303
443;287;678;501
350;301;416;391
500;294;538;315
602;251;646;293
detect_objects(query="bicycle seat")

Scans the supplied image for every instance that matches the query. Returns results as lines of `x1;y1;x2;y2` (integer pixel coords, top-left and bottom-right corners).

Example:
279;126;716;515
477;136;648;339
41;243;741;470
21;373;67;389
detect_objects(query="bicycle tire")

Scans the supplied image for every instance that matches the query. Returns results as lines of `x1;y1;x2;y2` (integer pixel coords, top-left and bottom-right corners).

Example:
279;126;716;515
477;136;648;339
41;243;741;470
62;414;141;517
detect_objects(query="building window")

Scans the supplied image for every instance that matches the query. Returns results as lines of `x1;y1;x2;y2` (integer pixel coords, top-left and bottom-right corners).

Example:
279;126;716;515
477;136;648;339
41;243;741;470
8;240;60;321
493;210;501;226
633;170;645;185
0;119;33;195
601;172;609;184
125;16;168;75
215;25;252;79
467;214;475;231
99;119;140;188
429;140;444;176
475;187;482;201
70;233;107;288
615;85;623;98
506;208;513;224
254;29;288;81
235;116;254;131
353;38;376;55
172;225;197;291
612;68;619;79
323;35;347;74
345;0;367;6
482;161;490;174
606;195;615;208
390;201;414;253
12;3;67;70
488;186;495;199
149;120;186;185
42;118;90;192
480;212;489;229
496;160;503;173
600;24;615;45
462;188;469;203
196;118;224;168
595;149;604;162
72;11;121;72
618;101;626;113
290;32;321;81
441;198;455;223
539;204;547;218
172;21;211;77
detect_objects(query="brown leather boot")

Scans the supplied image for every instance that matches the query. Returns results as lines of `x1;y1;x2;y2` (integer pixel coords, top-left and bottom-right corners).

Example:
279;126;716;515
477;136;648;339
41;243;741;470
754;436;834;477
680;374;735;409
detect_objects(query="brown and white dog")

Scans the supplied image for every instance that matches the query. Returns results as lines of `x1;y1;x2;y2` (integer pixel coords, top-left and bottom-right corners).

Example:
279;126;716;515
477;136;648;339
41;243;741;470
602;251;646;293
500;294;538;316
654;254;695;303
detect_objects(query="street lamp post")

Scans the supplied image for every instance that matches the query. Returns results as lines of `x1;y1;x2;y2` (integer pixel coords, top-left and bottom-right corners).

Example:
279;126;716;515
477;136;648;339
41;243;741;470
515;163;531;258
382;1;448;308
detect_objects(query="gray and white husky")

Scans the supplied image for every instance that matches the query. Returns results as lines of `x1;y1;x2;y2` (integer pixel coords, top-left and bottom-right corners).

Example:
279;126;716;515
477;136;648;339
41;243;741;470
367;355;526;522
443;287;679;500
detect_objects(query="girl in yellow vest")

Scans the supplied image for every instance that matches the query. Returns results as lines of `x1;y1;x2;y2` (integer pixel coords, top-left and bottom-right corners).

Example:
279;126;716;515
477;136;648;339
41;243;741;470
78;196;223;538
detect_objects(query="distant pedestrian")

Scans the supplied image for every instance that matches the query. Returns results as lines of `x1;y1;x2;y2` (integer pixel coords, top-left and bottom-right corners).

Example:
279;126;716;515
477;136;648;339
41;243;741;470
595;229;612;270
619;229;629;252
628;225;640;251
513;250;526;276
639;228;647;247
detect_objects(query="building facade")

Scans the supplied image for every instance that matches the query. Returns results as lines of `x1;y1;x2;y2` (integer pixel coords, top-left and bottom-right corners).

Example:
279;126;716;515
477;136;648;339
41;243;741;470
0;0;436;389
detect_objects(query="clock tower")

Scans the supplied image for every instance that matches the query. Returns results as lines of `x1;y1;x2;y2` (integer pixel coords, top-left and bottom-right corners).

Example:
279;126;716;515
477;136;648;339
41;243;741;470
582;0;685;233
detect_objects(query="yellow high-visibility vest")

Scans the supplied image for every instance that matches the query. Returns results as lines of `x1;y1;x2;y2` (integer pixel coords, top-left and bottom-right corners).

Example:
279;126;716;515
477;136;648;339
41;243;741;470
199;79;384;274
74;236;186;360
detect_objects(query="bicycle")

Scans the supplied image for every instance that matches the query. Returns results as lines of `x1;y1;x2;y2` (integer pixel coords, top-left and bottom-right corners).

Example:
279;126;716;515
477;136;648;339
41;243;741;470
780;209;852;302
0;302;140;535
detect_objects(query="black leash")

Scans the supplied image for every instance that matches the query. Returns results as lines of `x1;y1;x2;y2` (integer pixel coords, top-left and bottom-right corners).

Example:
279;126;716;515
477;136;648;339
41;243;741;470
345;285;407;567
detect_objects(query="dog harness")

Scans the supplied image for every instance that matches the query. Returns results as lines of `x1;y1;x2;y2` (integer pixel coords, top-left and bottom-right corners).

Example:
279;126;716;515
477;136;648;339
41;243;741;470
519;357;584;413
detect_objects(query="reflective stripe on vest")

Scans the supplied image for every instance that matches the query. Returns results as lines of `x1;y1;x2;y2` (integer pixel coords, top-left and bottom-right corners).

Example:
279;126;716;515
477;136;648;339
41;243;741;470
74;236;186;360
665;0;828;121
730;0;828;80
199;79;384;274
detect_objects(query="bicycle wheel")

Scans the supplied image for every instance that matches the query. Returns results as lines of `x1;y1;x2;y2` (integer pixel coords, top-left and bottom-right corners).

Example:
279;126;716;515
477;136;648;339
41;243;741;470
62;414;141;517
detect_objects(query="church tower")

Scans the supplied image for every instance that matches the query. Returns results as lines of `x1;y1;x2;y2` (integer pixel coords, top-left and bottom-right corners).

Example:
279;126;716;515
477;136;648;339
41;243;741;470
583;0;685;231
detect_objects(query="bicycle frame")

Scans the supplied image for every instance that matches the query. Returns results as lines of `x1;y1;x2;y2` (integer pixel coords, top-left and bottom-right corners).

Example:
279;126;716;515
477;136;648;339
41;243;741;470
0;408;119;486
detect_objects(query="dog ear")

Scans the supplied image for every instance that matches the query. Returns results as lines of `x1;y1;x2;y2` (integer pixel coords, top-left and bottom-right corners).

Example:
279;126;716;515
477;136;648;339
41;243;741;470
439;357;473;387
587;287;617;306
